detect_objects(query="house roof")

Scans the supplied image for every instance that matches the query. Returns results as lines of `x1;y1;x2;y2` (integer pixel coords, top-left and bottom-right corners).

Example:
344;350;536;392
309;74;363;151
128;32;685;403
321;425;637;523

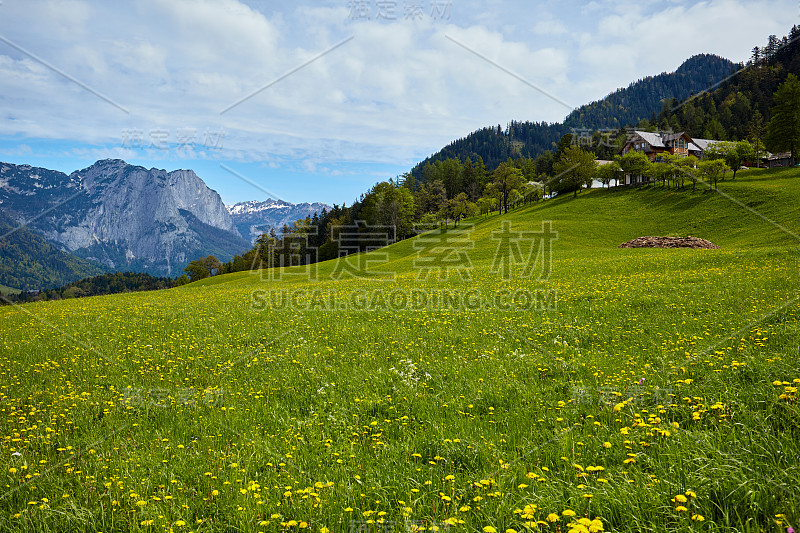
624;131;722;154
691;138;719;151
662;132;689;143
633;131;665;148
767;152;792;160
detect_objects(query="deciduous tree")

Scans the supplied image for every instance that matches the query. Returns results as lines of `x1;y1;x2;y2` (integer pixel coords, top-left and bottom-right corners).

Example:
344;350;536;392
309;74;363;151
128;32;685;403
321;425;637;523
553;146;597;197
489;161;524;213
704;140;754;179
619;151;651;185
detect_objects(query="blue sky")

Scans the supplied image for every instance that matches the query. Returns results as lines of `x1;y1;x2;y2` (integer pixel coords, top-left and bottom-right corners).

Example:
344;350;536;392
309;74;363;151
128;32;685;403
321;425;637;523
0;0;793;205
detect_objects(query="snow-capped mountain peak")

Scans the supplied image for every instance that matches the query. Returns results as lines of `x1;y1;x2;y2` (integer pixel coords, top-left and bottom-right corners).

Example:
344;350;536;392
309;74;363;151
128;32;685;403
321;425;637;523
226;198;332;244
226;198;292;215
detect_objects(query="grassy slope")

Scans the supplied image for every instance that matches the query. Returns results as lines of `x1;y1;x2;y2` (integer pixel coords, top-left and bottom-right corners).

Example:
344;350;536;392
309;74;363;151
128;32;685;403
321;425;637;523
0;283;21;296
1;167;799;532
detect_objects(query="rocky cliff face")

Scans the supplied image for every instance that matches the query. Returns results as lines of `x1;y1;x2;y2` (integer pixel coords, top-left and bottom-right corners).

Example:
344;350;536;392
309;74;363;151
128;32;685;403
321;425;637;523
227;198;331;244
0;159;249;276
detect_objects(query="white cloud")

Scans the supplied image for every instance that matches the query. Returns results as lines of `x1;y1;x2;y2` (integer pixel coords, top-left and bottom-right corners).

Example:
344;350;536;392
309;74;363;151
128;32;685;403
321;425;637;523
0;0;794;178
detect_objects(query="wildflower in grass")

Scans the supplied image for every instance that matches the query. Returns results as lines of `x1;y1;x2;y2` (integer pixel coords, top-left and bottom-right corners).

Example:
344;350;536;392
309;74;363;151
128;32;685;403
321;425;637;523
483;526;497;533
563;509;577;517
547;513;560;522
673;494;687;503
175;520;186;526
676;506;688;512
141;519;154;526
685;490;697;498
691;514;705;521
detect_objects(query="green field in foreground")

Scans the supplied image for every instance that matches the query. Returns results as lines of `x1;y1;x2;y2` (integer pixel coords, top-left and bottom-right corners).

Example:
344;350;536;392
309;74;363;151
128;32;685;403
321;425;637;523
1;167;799;532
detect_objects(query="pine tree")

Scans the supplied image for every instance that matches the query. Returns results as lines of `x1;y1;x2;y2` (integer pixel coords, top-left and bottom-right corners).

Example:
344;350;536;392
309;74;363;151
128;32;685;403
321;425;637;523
766;74;800;163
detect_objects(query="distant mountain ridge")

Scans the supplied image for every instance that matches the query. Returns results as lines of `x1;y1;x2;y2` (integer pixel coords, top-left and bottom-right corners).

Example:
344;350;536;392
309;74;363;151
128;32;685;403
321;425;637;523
227;198;331;244
0;159;250;283
413;54;738;173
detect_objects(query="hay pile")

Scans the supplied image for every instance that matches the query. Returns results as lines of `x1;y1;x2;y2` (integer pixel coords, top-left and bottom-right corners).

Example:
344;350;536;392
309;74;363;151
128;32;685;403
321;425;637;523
618;236;720;249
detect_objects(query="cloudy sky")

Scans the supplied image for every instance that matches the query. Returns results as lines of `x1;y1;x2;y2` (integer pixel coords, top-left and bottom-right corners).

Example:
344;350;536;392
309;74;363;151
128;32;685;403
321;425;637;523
0;0;793;205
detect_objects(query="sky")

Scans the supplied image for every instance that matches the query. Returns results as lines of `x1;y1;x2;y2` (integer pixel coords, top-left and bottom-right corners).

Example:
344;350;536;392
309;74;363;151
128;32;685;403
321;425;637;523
0;0;794;206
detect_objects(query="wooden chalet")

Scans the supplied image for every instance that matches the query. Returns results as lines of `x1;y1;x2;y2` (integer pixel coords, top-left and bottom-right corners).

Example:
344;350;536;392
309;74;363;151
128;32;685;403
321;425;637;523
621;131;696;161
620;131;723;184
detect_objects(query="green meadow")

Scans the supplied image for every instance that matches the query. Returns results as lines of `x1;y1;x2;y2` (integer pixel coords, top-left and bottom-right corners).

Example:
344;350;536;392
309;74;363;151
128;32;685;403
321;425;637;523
1;167;799;532
0;285;21;297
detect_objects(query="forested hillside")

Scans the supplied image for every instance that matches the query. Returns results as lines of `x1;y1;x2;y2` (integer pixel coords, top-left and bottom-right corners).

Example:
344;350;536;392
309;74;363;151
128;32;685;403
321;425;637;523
1;271;180;304
563;54;737;129
0;211;109;291
655;26;800;140
411;54;737;175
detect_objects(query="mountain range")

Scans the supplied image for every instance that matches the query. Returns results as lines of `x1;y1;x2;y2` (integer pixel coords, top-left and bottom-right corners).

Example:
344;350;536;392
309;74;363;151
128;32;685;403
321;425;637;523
0;159;250;288
227;199;331;244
